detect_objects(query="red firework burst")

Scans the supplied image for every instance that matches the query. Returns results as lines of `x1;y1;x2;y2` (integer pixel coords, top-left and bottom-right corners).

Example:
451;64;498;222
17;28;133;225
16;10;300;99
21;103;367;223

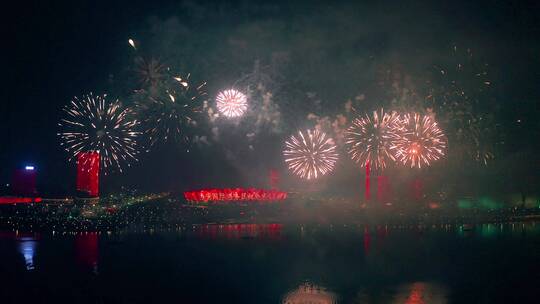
392;113;447;168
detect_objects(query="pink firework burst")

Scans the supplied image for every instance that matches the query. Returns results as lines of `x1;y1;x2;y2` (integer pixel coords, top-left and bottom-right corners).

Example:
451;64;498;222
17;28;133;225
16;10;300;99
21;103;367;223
392;113;447;168
216;89;248;118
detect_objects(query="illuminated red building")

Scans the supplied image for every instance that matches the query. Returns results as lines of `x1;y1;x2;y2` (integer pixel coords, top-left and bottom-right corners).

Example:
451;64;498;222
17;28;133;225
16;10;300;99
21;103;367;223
12;166;37;196
76;152;100;197
184;188;287;203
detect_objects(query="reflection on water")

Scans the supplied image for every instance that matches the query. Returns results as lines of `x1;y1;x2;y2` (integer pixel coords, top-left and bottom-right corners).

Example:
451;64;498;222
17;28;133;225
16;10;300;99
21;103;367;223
16;233;39;271
363;226;371;255
282;283;337;304
393;282;448;304
75;232;99;274
353;282;448;304
458;222;540;238
0;221;537;303
194;223;282;240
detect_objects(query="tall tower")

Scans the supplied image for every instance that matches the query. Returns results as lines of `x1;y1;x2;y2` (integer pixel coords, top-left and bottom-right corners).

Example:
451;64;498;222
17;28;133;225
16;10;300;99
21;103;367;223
76;152;100;197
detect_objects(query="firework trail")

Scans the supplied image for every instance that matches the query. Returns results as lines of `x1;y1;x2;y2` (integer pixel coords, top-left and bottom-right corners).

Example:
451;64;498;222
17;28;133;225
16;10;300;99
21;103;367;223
283;129;339;180
128;38;136;50
392;113;446;168
216;89;248;118
58;93;141;173
345;109;403;170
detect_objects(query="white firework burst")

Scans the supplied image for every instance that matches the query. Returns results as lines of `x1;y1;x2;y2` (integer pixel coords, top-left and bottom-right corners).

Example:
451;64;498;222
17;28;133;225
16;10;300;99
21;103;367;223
345;109;403;170
283;129;339;180
216;89;248;118
58;93;141;173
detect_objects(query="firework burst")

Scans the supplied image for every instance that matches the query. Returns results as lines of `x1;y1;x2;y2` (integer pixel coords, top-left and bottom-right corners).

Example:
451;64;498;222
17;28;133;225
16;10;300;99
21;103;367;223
216;89;248;118
134;74;208;146
127;39;209;147
345;109;403;170
283;129;339;180
58;93;140;173
392;113;446;168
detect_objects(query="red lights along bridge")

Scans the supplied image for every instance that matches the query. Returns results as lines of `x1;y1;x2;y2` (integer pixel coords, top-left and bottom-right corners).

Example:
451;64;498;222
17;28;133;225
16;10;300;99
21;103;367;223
184;188;287;203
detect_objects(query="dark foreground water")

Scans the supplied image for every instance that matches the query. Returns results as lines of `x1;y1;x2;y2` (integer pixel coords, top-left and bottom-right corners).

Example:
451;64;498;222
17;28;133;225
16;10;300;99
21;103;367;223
0;222;539;303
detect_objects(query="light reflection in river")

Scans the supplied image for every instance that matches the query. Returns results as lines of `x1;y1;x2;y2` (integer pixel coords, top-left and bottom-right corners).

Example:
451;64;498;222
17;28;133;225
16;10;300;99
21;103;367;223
393;282;448;304
193;223;283;240
16;233;39;271
282;282;337;304
0;221;537;303
75;232;99;274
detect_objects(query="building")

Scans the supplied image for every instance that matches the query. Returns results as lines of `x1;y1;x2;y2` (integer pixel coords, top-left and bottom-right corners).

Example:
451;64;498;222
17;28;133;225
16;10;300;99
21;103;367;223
12;165;37;196
76;152;100;197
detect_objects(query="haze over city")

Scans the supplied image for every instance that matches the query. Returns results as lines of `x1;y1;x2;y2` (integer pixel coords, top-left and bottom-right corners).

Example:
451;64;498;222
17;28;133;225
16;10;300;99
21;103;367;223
1;1;539;303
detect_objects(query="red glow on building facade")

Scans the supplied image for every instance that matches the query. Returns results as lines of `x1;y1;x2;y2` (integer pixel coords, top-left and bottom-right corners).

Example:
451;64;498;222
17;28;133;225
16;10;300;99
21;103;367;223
0;197;42;204
76;152;100;197
184;188;287;203
365;161;371;202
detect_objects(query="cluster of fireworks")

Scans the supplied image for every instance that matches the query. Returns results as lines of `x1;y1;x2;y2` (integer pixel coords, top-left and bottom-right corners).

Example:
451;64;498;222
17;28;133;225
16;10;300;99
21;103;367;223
57;93;446;180
283;110;447;180
58;39;253;173
57;38;454;181
58;87;247;172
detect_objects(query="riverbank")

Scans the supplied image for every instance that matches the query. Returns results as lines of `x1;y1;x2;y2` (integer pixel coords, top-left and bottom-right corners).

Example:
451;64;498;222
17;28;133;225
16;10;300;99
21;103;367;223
1;197;539;232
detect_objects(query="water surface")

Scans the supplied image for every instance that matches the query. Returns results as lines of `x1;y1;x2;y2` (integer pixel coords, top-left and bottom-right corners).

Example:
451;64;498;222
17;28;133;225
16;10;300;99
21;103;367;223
0;222;538;303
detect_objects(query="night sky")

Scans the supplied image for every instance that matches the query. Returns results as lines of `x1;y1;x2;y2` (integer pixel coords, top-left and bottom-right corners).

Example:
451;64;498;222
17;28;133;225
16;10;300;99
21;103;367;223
2;0;539;195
